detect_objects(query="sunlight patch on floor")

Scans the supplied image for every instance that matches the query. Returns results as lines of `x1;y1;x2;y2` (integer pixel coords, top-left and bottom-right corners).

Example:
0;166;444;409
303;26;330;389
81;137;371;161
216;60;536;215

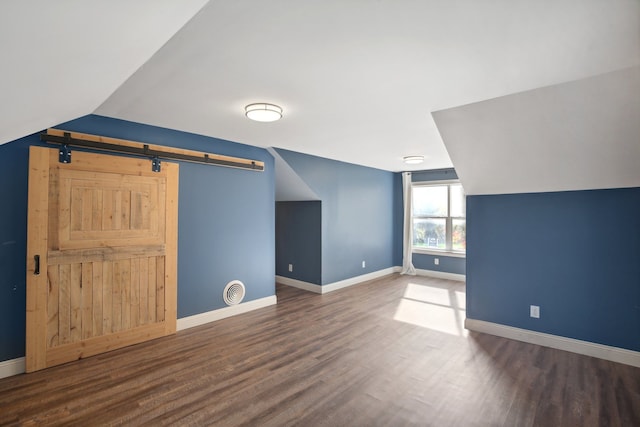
393;282;467;336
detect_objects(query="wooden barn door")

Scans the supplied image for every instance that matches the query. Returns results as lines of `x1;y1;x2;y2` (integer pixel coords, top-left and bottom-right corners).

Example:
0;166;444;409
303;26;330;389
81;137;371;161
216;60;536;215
26;146;178;372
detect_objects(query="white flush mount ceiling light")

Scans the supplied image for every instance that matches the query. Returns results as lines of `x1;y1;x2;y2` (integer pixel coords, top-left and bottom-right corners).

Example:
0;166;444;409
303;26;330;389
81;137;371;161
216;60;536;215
403;156;424;165
245;103;283;122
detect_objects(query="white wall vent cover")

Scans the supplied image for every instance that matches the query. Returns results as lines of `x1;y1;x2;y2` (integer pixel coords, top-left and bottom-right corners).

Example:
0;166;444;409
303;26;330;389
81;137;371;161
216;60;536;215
223;280;245;306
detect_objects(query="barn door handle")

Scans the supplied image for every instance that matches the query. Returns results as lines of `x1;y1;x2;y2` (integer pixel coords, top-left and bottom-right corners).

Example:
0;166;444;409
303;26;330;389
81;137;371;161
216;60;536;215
34;255;40;275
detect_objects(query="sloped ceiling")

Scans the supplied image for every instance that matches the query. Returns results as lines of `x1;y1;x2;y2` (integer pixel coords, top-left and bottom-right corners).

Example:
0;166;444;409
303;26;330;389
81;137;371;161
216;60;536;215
434;67;640;195
1;1;639;193
0;0;208;145
268;148;319;202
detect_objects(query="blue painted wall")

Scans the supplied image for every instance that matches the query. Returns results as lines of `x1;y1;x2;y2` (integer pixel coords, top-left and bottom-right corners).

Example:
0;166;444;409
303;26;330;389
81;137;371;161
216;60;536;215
467;188;640;351
275;149;396;285
275;201;322;284
0;115;275;362
413;253;466;275
0;138;30;362
410;168;466;275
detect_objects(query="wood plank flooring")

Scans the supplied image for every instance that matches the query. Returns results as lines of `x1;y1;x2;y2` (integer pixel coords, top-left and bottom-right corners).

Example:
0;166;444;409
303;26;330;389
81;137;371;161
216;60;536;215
1;274;639;426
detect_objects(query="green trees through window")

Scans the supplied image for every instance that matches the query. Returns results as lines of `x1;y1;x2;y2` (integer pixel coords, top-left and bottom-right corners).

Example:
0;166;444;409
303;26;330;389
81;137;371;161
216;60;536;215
412;182;466;252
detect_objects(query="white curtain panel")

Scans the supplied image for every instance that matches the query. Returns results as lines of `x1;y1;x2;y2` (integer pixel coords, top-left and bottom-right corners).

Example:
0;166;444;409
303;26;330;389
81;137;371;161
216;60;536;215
401;172;416;275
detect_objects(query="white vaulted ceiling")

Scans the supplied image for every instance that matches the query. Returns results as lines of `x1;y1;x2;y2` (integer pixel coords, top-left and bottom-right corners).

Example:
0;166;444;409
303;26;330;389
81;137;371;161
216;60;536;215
1;1;639;192
434;66;640;195
0;0;209;145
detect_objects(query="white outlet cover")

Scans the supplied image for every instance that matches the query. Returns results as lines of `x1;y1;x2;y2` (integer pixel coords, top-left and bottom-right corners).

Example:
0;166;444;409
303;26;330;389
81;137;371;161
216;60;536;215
434;258;439;265
530;305;540;318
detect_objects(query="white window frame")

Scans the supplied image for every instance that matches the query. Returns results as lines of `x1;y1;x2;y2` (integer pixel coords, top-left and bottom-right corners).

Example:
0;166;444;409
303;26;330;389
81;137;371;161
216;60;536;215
411;179;466;258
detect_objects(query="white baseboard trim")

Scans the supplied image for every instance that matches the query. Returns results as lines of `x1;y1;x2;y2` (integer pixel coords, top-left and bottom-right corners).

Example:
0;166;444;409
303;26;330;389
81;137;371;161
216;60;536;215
414;268;466;282
177;295;277;331
465;318;640;368
323;267;400;293
0;357;25;379
275;276;322;293
277;267;401;294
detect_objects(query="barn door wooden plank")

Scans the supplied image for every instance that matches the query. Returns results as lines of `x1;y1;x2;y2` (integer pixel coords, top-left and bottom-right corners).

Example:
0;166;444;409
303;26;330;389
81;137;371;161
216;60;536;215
130;258;140;328
139;257;149;326
91;189;103;231
92;262;103;337
26;147;50;372
164;163;179;334
121;259;131;331
102;261;113;334
81;262;93;340
58;264;71;345
69;263;82;343
156;257;165;323
112;261;122;333
46;264;60;349
148;257;157;323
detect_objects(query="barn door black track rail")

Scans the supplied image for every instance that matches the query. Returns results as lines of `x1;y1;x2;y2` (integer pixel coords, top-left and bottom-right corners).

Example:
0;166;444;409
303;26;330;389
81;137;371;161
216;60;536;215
40;131;264;172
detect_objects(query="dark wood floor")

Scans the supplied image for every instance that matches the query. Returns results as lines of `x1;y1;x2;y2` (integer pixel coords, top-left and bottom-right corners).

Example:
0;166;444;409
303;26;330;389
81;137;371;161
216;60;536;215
1;274;639;426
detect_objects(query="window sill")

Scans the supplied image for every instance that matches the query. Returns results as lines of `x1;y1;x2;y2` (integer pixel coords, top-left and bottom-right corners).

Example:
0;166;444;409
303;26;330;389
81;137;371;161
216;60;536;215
412;248;466;259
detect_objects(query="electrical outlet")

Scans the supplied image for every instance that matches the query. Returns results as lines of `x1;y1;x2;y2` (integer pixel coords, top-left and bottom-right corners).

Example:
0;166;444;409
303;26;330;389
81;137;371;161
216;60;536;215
434;258;439;265
362;260;366;268
288;264;293;272
530;305;540;318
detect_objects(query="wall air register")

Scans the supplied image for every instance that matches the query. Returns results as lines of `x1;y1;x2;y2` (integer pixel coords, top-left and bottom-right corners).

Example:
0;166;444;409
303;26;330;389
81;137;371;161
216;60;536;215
223;280;246;306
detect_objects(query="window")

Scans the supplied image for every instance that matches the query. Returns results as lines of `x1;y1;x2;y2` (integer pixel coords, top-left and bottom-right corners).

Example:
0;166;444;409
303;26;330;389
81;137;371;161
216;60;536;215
412;182;466;253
